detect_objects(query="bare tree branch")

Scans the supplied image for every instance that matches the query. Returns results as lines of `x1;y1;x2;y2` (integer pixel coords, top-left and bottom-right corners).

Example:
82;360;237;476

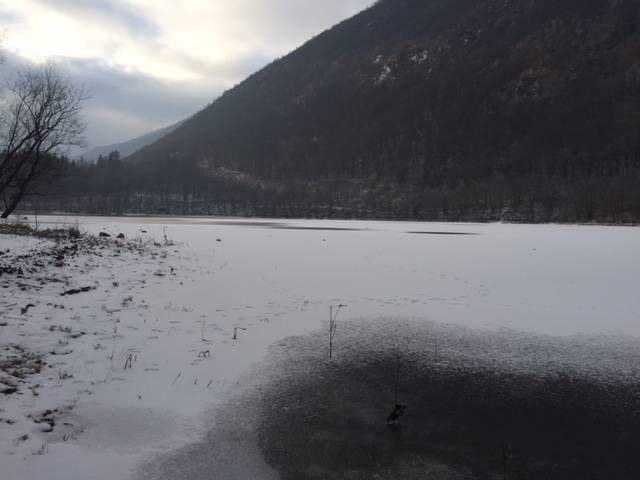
0;62;87;217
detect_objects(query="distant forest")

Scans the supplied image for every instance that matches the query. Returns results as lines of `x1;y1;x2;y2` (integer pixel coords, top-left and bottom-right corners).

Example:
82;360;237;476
21;0;640;223
28;148;640;223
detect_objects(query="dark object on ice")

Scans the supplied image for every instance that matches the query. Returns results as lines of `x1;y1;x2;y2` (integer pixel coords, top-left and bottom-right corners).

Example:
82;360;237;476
216;238;222;242
61;286;93;296
386;404;406;424
20;303;35;315
124;352;134;369
99;232;110;238
407;231;477;236
233;326;247;340
117;233;125;239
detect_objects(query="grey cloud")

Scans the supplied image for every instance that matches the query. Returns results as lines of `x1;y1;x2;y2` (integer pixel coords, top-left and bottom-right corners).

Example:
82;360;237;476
57;49;275;147
62;58;213;147
226;0;374;52
1;46;276;148
0;11;23;25
0;51;204;147
32;0;159;38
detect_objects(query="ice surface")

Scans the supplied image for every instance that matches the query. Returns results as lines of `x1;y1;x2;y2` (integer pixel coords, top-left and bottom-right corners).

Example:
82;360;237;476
1;216;639;479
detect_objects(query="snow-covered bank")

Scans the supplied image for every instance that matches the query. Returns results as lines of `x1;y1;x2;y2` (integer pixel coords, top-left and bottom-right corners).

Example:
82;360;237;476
0;227;199;479
1;216;639;479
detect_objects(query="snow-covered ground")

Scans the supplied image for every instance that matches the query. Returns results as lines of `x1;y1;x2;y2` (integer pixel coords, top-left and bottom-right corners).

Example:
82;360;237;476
1;216;639;479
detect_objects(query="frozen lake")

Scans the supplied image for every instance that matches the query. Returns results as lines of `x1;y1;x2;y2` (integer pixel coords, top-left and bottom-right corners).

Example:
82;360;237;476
3;215;640;480
36;215;640;337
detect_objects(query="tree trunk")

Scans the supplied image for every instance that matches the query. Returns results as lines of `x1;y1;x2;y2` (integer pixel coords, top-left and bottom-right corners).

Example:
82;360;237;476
2;190;24;218
2;152;42;218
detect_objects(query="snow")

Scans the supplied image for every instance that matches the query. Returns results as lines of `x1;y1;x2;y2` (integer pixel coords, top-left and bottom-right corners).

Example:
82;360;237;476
1;216;640;479
410;49;431;64
375;64;393;84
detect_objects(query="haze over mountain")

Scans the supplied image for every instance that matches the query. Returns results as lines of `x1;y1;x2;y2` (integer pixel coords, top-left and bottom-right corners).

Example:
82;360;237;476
80;121;183;163
52;0;640;222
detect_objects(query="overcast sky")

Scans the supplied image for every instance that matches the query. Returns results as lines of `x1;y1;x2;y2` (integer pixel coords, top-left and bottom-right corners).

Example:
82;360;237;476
0;0;373;149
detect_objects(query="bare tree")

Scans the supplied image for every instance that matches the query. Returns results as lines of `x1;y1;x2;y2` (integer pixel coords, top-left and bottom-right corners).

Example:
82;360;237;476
0;62;86;218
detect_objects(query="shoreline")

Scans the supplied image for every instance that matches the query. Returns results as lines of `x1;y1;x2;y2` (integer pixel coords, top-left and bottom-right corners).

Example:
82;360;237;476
4;212;639;229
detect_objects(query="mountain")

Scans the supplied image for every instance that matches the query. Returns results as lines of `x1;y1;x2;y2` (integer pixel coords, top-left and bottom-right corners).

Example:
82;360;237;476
57;0;640;222
80;121;183;162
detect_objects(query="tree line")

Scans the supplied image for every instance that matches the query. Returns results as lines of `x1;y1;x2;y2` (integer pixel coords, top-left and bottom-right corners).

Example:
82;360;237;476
22;150;640;223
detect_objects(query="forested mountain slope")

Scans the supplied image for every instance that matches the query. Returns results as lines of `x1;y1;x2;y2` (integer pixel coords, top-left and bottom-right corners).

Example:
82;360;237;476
54;0;640;221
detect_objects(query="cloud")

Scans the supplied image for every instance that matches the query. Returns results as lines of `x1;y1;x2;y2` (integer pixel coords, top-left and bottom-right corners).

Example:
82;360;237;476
31;0;159;38
0;52;210;148
0;0;373;148
52;56;220;147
